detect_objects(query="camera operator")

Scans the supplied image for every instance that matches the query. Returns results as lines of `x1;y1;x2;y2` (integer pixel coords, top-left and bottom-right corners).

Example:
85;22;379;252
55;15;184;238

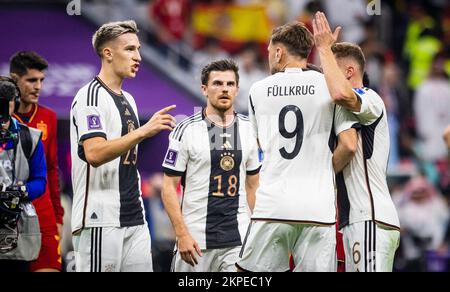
0;77;47;272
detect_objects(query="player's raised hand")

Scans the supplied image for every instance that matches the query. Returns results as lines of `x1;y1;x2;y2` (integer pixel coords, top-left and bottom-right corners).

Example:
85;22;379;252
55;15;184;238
313;11;341;50
177;233;203;267
140;104;176;138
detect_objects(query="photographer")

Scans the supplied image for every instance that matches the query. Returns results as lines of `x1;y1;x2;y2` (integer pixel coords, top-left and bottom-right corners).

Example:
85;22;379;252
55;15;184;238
0;77;47;272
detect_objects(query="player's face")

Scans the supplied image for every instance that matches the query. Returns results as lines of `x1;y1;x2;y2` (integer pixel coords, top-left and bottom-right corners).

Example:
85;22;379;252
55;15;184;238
202;70;238;112
110;33;141;79
14;69;45;106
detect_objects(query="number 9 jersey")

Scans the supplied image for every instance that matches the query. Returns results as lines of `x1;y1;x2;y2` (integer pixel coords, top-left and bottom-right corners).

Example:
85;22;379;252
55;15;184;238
162;110;261;250
248;68;357;224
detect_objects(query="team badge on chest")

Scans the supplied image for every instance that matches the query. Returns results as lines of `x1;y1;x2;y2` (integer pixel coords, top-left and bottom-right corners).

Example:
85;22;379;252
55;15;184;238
220;152;235;171
37;121;48;141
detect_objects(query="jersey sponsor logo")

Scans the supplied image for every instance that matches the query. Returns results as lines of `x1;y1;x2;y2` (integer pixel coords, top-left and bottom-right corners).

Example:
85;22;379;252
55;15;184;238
222;140;233;150
354;88;366;95
37;121;48;141
87;115;102;130
90;212;98;220
165;149;178;166
220;152;235;171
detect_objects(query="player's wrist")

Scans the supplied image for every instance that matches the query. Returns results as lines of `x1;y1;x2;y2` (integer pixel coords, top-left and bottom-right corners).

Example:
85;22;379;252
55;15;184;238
317;46;333;55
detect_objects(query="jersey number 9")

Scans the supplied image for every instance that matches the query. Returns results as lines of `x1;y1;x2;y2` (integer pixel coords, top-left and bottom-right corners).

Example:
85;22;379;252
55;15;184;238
278;105;304;160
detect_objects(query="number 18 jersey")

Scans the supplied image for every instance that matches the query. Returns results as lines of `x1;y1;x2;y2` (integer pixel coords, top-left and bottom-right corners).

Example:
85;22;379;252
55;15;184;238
249;68;356;224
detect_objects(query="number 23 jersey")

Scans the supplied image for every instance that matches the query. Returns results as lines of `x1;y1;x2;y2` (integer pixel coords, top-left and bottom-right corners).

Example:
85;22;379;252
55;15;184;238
162;110;261;250
249;68;356;224
70;78;145;233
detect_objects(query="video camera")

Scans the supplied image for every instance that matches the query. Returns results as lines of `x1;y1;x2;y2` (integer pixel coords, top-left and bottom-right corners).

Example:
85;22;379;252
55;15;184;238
0;76;24;253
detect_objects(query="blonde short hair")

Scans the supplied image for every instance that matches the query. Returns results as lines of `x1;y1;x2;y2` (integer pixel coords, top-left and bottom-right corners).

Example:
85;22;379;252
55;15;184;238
92;20;139;57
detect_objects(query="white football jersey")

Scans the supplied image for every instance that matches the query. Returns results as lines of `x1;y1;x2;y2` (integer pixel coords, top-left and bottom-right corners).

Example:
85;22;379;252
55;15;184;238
162;110;261;250
70;78;145;233
337;88;400;230
249;68;356;224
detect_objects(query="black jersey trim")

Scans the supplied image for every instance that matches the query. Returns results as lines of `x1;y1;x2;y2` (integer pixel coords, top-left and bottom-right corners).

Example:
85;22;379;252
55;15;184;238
80;132;107;143
82;165;90;230
237;114;249;121
246;166;261;175
87;81;100;107
172;112;202;141
163;167;185;177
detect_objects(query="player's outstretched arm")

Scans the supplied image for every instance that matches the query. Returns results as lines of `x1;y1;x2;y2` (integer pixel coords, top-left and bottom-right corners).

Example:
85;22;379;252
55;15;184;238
245;173;259;213
333;128;358;173
313;12;360;112
162;174;202;267
83;105;176;167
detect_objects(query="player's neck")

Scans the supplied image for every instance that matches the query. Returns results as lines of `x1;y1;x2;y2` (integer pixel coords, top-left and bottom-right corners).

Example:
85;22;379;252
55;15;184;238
18;102;35;115
98;68;123;95
281;58;308;71
349;77;364;88
205;106;235;128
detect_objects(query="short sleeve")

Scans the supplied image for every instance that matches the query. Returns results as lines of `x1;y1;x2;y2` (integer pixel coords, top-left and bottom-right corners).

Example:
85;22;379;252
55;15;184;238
162;129;189;177
248;90;258;139
352;88;384;126
335;104;360;136
73;89;108;143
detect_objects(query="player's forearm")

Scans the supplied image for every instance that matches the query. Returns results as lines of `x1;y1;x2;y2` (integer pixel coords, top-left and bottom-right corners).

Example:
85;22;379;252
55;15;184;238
333;142;356;173
318;48;361;112
333;129;358;173
245;174;259;213
84;128;146;167
162;181;189;238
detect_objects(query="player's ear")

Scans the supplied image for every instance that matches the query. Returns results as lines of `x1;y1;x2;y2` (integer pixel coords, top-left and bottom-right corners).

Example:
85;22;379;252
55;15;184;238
103;47;113;63
346;66;355;79
275;48;282;63
201;84;208;98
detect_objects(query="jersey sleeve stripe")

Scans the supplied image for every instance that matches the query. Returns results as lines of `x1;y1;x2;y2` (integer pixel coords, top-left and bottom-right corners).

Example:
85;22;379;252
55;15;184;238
87;81;100;107
94;83;101;107
175;118;202;141
86;80;95;106
173;112;202;141
171;112;201;139
237;114;249;121
249;95;256;115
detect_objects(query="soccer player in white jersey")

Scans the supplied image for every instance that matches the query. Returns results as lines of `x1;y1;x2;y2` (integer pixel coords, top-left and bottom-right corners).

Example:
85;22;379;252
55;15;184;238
236;22;358;272
161;60;261;272
70;20;176;272
313;12;400;272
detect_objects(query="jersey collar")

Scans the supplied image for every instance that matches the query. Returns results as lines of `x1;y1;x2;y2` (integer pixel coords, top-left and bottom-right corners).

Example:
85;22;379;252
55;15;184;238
12;103;38;124
284;68;304;73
